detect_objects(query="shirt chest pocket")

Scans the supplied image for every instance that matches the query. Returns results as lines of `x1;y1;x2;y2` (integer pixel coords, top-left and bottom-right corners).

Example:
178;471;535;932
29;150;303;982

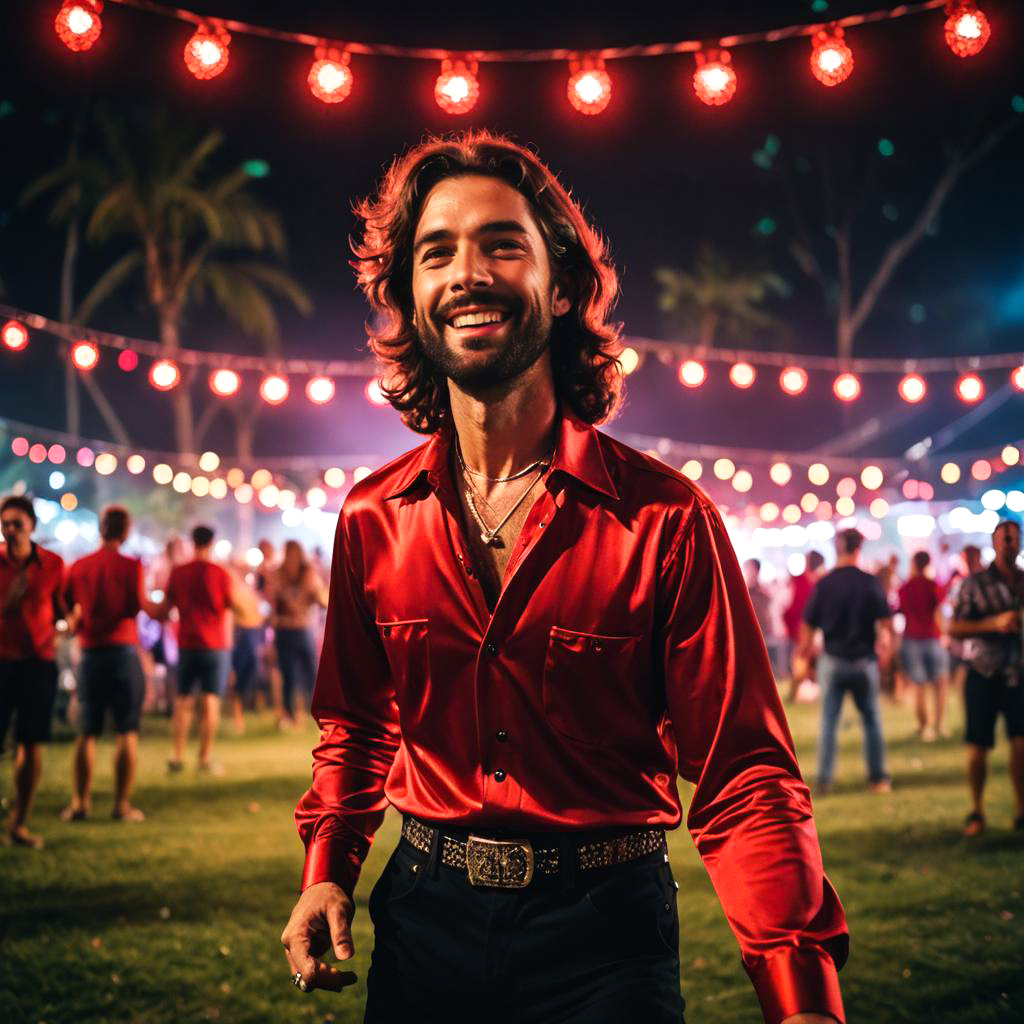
376;618;431;728
542;627;647;747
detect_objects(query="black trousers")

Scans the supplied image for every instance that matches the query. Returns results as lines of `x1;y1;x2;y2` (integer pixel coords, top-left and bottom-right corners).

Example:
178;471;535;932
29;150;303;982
365;834;686;1024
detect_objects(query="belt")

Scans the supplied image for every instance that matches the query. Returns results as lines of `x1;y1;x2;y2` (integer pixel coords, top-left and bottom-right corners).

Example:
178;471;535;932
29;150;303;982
401;816;666;890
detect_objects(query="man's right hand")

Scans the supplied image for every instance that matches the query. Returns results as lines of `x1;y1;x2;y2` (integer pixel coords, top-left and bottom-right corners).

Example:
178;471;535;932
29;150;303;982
992;610;1020;634
280;881;358;993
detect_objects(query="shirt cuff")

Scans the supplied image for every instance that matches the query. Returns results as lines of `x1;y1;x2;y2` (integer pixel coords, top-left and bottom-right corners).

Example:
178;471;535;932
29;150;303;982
745;945;845;1024
300;833;362;899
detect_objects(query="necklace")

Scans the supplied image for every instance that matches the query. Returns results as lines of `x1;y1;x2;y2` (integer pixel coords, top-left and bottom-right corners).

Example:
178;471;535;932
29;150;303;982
455;436;554;483
463;472;546;547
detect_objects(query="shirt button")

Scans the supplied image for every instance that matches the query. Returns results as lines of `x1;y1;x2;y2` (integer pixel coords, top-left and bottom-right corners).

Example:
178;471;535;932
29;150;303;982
485;642;498;656
539;520;546;528
591;639;603;652
381;625;391;638
496;730;508;742
493;769;506;782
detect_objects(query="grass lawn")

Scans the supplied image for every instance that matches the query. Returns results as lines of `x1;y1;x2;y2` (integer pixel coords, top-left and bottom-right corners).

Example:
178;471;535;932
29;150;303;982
2;692;1022;1024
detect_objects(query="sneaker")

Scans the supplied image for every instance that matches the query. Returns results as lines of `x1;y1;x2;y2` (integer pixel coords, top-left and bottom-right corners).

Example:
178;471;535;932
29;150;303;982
167;760;184;774
59;805;88;822
870;778;893;795
964;811;985;837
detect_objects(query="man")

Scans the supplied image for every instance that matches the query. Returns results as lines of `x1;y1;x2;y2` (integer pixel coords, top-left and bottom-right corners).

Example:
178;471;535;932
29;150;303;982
224;561;265;735
61;506;161;822
797;528;893;795
785;550;826;702
281;132;846;1024
897;550;949;742
0;494;65;848
947;519;1024;836
162;525;239;774
946;543;983;693
744;557;783;678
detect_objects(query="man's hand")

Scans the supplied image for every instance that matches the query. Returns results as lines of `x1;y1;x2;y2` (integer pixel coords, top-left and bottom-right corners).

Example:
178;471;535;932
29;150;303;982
992;609;1020;634
280;881;358;993
781;1015;838;1024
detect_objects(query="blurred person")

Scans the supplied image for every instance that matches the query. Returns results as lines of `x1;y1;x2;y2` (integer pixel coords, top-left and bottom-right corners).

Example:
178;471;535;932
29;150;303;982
61;506;163;822
948;520;1024;837
161;525;244;774
743;558;782;677
255;537;285;719
0;495;66;848
224;561;265;734
897;550;949;741
946;544;984;693
874;554;903;700
267;540;328;727
798;528;893;795
784;550;826;701
281;133;846;1023
146;535;186;714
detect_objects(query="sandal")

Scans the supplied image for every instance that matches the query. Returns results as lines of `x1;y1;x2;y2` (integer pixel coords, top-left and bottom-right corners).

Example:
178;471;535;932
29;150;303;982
964;811;985;837
59;805;88;822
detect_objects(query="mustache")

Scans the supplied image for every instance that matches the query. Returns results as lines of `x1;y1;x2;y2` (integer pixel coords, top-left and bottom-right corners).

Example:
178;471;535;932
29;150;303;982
436;293;517;322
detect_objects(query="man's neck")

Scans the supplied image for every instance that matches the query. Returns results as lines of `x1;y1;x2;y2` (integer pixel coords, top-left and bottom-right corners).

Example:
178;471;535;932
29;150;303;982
448;359;558;480
6;539;32;563
102;540;122;552
194;548;212;562
994;556;1019;580
836;554;859;569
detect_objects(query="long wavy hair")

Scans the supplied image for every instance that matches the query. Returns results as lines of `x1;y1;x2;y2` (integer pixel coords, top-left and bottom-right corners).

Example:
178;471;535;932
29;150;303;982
351;131;624;434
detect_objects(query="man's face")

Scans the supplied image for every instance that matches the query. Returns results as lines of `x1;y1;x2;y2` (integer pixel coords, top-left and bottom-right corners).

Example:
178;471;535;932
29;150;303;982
993;523;1021;563
1;509;33;548
410;174;571;395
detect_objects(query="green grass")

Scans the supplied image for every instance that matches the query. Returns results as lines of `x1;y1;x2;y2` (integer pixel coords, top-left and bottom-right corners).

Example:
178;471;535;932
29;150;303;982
2;695;1022;1024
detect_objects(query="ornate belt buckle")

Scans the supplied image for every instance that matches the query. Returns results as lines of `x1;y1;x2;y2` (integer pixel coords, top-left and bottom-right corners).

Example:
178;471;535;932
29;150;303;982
465;835;534;889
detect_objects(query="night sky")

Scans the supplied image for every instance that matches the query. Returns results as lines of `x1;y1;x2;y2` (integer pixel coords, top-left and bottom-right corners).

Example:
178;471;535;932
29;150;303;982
1;0;1022;468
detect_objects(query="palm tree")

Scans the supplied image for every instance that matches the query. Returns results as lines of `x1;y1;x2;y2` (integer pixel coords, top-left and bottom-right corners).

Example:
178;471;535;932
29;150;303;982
73;106;312;457
655;243;788;350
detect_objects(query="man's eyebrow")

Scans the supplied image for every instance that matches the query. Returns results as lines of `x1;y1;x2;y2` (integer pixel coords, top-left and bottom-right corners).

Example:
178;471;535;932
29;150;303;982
413;220;530;252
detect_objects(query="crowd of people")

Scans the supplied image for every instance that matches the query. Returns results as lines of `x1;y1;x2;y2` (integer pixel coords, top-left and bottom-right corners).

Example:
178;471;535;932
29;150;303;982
744;521;1024;834
1;490;1021;848
0;494;327;848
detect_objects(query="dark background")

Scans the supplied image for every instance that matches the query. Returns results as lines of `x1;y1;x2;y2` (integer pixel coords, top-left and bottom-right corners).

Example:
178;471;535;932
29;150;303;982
1;0;1022;463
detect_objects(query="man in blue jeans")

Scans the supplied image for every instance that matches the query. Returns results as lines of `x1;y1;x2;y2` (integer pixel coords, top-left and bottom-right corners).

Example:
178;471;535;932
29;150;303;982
797;528;894;794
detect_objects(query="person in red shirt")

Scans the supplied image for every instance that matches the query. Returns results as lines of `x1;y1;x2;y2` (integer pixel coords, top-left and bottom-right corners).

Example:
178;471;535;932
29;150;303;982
784;550;826;701
161;524;239;774
62;506;162;822
897;550;949;742
0;494;66;848
280;133;846;1024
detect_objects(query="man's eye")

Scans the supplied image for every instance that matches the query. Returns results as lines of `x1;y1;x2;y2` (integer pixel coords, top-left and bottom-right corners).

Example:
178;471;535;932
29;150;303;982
492;239;522;251
422;248;450;261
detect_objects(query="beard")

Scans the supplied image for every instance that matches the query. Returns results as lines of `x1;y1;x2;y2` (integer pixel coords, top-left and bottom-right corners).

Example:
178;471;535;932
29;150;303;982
416;293;552;396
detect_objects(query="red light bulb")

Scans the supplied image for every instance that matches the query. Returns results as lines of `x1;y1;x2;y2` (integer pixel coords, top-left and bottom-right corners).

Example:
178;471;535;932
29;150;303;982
810;27;854;86
308;47;353;104
567;57;612;116
944;3;991;58
2;320;29;351
435;59;479;115
898;373;927;403
71;340;99;371
693;50;737;106
833;372;861;402
55;1;102;52
184;23;231;80
956;372;984;403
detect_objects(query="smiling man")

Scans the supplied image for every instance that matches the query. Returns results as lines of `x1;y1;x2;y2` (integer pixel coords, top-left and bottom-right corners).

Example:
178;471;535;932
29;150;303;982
281;132;847;1024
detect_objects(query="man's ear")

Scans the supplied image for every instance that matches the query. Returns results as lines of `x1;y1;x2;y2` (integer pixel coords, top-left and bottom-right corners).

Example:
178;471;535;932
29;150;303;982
552;275;573;318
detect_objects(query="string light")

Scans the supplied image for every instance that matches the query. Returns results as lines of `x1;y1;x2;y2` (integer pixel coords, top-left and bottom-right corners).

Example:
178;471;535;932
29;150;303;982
308;47;353;104
323;467;347;488
940;462;961;484
713;457;735;480
808;463;829;486
55;2;103;52
435;59;479;114
172;471;192;493
681;459;702;481
29;443;47;464
126;454;146;474
800;492;819;514
210;368;241;397
198;451;220;473
77;446;94;467
944;2;991;58
61;493;79;511
780;366;808;396
770;462;792;486
11;436;30;457
971;459;991;481
760;502;780;522
209;478;228;499
617;347;640;375
184;23;231;80
678;360;707;388
956;372;984;403
306;376;336;404
234;483;254;504
567;57;612;115
693;50;736;106
149;359;180;391
2;320;29;351
861;465;884;490
365;379;390;406
732;469;753;493
48;444;66;464
835;496;855;517
1012;366;1024;391
810;26;854;86
71;340;99;371
94;452;117;475
729;362;756;389
833;372;861;401
1002;445;1021;467
782;504;802;524
118;350;138;372
870;498;889;518
898;372;926;403
836;476;857;498
259;374;289;405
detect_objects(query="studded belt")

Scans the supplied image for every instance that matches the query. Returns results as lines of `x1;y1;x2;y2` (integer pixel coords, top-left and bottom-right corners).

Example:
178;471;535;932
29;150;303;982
401;816;667;889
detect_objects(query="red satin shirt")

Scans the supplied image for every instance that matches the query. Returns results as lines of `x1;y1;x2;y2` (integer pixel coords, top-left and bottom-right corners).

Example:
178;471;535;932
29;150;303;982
296;411;848;1024
0;542;65;661
66;547;145;649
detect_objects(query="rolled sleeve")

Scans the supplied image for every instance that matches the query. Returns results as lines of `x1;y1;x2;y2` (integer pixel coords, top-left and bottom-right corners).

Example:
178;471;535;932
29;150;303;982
660;501;848;1024
294;506;401;898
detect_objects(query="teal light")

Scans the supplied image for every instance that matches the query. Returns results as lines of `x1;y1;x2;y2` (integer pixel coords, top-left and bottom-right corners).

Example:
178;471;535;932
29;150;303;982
756;217;777;237
763;134;781;155
752;151;773;170
1012;95;1024;114
0;100;14;119
877;138;895;158
811;0;829;11
882;203;898;222
908;303;926;325
243;159;270;178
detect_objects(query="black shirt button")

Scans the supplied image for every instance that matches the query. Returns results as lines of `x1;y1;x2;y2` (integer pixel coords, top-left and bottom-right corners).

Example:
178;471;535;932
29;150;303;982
591;639;603;652
485;642;498;656
493;769;506;782
496;730;508;742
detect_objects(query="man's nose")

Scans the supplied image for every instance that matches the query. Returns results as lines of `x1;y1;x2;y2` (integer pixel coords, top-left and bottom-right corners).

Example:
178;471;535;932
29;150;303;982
450;244;492;291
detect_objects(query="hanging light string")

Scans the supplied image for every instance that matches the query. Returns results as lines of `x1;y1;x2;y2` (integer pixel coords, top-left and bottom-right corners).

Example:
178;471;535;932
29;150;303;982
105;0;948;63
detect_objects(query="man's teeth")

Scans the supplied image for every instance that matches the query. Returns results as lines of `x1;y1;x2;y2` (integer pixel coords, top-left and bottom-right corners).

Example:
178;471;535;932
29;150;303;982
450;311;506;328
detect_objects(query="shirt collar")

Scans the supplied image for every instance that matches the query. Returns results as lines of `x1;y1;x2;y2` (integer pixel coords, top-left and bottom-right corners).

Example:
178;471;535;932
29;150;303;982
0;541;42;567
383;408;619;502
